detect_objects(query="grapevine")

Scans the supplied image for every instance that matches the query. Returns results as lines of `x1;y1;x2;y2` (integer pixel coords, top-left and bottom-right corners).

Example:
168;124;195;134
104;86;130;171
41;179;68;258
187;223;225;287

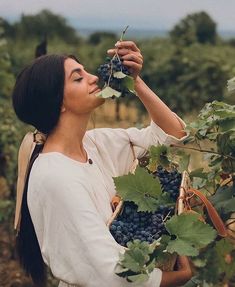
110;90;235;285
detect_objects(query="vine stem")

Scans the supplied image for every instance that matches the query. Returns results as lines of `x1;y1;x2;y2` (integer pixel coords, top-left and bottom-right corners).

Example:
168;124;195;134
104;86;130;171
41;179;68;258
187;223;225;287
172;144;235;160
108;25;130;86
120;25;129;41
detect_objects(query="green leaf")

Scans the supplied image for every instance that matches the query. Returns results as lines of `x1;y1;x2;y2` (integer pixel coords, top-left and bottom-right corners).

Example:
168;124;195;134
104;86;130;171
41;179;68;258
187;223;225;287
218;118;235;132
123;75;135;93
209;185;235;214
148;145;170;171
122;250;146;272
165;213;217;256
113;166;162;212
182;276;201;287
215;238;235;280
146;259;156;273
113;71;127;79
127;273;149;283
192;177;207;189
167;239;199;256
96;86;121;98
114;264;131;276
177;152;190;172
189;168;208;179
115;240;158;283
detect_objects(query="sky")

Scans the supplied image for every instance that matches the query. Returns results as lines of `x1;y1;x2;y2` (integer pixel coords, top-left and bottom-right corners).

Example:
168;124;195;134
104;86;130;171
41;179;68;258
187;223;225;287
0;0;235;32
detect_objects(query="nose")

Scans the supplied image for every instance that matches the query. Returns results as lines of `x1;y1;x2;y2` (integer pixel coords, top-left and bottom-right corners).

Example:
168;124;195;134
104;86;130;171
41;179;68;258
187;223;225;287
88;73;99;84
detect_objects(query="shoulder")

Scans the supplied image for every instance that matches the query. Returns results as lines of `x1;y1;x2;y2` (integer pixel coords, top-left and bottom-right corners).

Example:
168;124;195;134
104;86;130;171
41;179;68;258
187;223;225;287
86;127;131;145
29;153;88;197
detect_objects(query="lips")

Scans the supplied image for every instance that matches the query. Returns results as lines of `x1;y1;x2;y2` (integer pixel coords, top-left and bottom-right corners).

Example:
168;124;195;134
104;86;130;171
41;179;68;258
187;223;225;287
90;87;101;94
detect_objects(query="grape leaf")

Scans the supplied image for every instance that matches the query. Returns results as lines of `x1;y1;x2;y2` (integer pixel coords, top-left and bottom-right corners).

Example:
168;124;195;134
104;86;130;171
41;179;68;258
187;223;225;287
114;264;131;276
165;213;217;256
197;246;221;284
189;168;208;179
115;240;159;283
113;166;162;212
123;75;135;93
177;151;190;172
167;239;199;256
148;145;170;171
96;86;121;98
209;185;235;214
215;238;235;280
197;238;235;284
113;71;127;79
182;276;201;287
120;249;147;272
127;274;149;283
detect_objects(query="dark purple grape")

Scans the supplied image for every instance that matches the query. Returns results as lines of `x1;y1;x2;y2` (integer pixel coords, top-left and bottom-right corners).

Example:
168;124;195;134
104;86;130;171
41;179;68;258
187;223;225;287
97;55;133;98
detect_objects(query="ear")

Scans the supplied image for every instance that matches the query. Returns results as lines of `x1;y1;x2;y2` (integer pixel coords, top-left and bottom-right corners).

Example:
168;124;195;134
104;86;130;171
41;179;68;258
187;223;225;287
61;104;66;113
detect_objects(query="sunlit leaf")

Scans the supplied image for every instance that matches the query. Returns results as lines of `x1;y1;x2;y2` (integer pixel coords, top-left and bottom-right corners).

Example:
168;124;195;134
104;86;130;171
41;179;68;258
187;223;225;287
96;86;121;98
113;166;162;212
165;213;217;256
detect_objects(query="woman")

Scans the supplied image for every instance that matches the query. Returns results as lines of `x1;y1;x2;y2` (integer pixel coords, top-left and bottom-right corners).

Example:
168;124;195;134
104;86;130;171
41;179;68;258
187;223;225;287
12;41;192;287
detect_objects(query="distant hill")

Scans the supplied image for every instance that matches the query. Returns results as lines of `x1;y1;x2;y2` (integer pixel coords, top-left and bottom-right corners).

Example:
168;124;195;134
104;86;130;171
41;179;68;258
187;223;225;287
76;27;168;39
76;27;235;40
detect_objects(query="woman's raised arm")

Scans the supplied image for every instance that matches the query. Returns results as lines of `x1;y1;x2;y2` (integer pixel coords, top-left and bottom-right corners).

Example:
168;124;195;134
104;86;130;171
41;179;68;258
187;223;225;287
108;41;186;139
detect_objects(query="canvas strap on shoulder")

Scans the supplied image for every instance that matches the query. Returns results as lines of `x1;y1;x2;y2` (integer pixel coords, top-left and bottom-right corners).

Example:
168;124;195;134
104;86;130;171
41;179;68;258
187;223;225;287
14;130;46;232
187;187;228;237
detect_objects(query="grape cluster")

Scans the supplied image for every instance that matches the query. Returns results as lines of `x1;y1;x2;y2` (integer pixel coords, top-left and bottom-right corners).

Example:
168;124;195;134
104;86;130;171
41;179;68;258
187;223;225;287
153;166;182;201
110;201;174;247
97;56;132;97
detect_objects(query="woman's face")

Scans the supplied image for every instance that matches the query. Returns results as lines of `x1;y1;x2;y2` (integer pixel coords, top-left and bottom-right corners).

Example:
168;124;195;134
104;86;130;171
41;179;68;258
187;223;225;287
62;58;105;115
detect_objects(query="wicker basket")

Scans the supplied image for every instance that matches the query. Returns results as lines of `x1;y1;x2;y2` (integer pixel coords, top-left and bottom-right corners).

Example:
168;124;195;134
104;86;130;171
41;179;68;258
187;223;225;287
107;170;191;271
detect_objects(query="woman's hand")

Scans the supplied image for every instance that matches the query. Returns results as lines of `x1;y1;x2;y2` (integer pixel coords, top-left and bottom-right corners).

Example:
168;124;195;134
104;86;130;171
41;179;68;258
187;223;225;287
176;256;192;279
107;41;143;80
160;256;192;287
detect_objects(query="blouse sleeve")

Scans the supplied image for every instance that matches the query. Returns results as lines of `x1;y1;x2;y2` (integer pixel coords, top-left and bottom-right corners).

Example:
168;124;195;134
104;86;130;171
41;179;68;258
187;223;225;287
87;115;187;177
28;175;162;287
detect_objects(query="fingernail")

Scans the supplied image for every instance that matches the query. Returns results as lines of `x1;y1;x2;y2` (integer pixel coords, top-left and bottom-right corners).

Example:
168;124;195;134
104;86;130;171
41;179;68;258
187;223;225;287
115;41;121;47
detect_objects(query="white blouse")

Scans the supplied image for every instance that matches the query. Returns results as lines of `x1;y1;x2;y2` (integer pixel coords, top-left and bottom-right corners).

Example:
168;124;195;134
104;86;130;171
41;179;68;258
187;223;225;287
27;120;187;287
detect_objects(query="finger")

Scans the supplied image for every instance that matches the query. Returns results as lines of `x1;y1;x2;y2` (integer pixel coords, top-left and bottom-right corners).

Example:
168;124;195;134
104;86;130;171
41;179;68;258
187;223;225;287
122;60;142;71
107;49;143;61
121;54;143;65
115;41;140;52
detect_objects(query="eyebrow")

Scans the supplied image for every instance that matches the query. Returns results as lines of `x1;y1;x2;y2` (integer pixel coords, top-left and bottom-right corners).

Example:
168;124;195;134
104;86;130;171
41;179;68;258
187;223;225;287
69;68;82;78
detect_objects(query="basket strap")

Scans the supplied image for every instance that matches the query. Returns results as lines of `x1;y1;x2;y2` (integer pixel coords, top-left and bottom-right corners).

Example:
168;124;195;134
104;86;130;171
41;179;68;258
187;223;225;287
187;188;227;237
129;141;139;174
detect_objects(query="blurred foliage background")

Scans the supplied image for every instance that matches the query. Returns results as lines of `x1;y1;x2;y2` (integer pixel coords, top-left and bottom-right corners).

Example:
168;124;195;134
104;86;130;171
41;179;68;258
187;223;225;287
0;9;235;286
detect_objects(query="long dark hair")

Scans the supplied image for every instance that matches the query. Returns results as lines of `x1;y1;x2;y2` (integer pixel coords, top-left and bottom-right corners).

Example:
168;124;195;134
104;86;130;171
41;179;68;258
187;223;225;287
12;54;78;285
16;144;46;286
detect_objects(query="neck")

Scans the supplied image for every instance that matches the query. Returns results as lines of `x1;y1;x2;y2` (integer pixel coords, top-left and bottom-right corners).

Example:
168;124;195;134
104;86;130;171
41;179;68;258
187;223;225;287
43;113;91;162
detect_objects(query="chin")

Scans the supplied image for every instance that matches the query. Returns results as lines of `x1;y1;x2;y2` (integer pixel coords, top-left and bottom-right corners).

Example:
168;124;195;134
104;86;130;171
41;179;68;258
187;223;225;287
96;97;105;106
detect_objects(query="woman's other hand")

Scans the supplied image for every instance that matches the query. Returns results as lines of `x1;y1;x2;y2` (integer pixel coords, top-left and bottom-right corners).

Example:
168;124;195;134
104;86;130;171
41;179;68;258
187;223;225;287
160;256;192;287
176;256;192;280
107;41;143;80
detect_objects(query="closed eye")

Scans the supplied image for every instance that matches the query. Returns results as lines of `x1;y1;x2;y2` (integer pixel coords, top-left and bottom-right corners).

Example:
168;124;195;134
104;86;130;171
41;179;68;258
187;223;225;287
74;77;83;82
